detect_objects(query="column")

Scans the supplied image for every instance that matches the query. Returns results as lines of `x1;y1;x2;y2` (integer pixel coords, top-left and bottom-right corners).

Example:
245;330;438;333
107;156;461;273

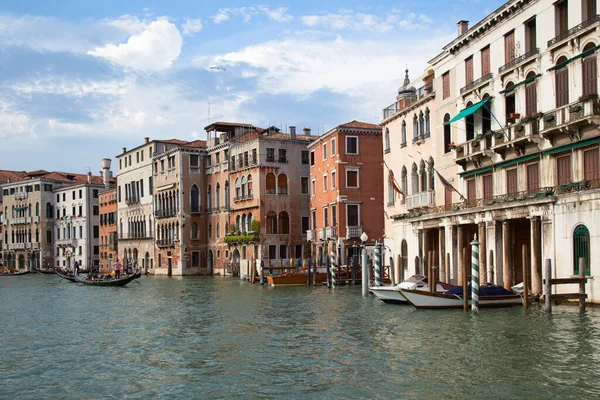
447;224;455;283
438;228;445;283
457;225;464;285
418;230;424;275
502;221;513;288
531;216;542;295
478;222;487;284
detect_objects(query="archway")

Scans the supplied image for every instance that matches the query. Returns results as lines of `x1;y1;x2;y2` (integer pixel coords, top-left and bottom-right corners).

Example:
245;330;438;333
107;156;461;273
144;252;150;274
401;239;408;278
18;254;25;270
208;250;214;275
231;249;241;277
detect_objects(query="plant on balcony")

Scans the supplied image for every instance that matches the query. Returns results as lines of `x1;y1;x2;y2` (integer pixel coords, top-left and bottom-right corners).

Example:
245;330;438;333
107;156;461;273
569;104;583;113
494;131;504;139
514;123;524;132
455;145;464;154
224;220;260;245
510;113;520;120
543;114;555;122
447;141;456;150
578;93;598;102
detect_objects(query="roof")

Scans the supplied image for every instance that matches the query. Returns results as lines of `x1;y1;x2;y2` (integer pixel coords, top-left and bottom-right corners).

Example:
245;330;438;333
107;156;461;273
338;120;382;130
230;130;316;144
204;121;255;131
1;170;107;186
0;170;28;184
308;120;382;148
157;139;190;145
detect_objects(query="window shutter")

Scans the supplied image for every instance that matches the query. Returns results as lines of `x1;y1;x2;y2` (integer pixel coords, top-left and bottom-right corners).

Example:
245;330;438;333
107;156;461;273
504;31;515;63
584;149;599;181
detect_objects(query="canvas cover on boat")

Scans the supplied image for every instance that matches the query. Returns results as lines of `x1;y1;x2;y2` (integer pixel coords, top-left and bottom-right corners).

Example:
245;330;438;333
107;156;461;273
446;284;513;296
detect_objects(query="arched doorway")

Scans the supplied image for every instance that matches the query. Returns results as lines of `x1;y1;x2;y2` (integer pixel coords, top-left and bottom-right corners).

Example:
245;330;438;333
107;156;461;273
208;250;214;275
401;240;408;278
132;248;138;269
18;254;25;270
144;252;150;274
573;224;590;275
414;256;420;275
231;249;240;277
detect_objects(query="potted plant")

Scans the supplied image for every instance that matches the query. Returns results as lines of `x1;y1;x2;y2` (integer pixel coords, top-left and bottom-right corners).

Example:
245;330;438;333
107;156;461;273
448;141;456;150
510;113;521;120
455;145;464;155
494;131;504;139
578;93;598;102
543;114;555;122
569;103;583;113
514;123;524;132
531;112;544;120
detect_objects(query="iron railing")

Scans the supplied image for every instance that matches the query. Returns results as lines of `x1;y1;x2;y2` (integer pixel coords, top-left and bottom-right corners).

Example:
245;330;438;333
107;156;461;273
548;15;600;47
460;73;493;94
498;48;539;73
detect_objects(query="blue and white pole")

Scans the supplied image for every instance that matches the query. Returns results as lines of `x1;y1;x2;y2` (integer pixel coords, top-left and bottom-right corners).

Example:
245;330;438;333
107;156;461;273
471;234;480;313
374;243;382;287
330;250;337;288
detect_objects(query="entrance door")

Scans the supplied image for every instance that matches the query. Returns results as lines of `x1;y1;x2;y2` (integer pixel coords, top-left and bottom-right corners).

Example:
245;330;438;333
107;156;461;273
167;258;172;276
232;249;240;277
18;255;25;270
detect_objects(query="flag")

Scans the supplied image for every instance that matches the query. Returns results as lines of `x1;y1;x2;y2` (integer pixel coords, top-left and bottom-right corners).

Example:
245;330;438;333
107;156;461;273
435;170;466;202
388;170;405;199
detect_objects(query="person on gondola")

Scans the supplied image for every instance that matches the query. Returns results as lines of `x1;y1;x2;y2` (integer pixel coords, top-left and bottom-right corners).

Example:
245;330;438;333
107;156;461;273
114;259;122;279
74;261;79;276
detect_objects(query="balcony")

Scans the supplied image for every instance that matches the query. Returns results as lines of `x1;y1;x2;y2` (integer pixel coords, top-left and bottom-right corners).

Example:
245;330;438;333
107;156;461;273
125;196;140;205
492;120;543;157
539;98;600;142
11;217;31;225
190;166;201;175
317;228;325;241
325;226;337;239
213;163;221;173
57;238;76;247
157;238;175;248
460;73;493;95
405;190;436;210
306;230;316;242
33;216;40;224
154;209;177;219
233;193;254;202
14;192;27;200
346;226;363;238
548;15;600;48
10;243;26;250
498;48;539;75
2;243;7;250
32;242;40;250
119;231;154;240
453;135;494;167
382;79;436;121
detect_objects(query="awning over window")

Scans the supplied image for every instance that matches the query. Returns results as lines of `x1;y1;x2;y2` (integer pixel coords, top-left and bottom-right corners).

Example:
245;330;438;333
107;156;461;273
446;98;491;125
499;74;541;94
543;136;600;156
548;46;600;71
459;166;493;178
14;206;27;211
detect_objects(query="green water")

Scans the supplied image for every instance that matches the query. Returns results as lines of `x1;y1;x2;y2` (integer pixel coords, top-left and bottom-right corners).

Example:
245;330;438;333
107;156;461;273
1;275;600;399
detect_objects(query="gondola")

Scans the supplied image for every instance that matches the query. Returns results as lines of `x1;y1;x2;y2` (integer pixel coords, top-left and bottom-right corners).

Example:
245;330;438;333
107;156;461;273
56;270;78;282
36;268;56;274
74;272;138;287
1;270;30;276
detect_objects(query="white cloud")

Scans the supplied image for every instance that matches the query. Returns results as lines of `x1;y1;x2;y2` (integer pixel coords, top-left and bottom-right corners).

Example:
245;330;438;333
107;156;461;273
259;7;293;22
8;77;129;98
182;18;203;35
212;12;230;24
88;19;182;71
299;10;433;32
211;6;292;24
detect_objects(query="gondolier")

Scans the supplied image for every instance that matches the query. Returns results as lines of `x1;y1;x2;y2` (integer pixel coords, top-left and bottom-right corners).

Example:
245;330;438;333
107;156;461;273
114;259;122;279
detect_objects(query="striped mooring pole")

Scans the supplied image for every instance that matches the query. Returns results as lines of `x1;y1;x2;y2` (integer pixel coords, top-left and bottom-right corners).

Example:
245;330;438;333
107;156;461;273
331;251;337;288
374;243;382;287
471;234;480;313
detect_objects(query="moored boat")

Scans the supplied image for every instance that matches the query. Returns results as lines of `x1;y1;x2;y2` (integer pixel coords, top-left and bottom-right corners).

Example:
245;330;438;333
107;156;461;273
56;269;77;282
399;284;522;309
266;268;328;286
75;272;138;287
1;269;30;276
370;274;455;304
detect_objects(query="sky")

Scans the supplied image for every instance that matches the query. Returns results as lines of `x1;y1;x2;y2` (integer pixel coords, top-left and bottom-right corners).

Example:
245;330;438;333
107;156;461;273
0;0;500;174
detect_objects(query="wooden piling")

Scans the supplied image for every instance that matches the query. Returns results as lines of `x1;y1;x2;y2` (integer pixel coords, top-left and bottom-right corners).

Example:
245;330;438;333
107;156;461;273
445;253;450;283
463;247;468;312
361;246;368;296
395;254;402;285
251;261;256;284
522;244;529;309
432;250;437;292
544;259;552;313
488;250;494;284
579;257;586;313
428;250;433;293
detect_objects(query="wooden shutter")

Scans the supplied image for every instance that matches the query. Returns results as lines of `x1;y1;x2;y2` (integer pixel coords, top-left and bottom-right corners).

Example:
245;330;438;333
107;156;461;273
481;46;490;75
504;31;515;63
443;72;450;99
525;81;537;116
557;155;572;185
584;149;599;181
445;187;452;206
527;163;539;193
555;67;569;107
465;56;473;84
483;174;493;199
467;179;476;204
506;169;518;195
582;55;597;96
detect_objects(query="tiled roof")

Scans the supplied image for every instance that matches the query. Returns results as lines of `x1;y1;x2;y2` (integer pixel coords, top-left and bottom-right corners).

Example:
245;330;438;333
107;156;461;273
206;121;255;128
338;120;382;130
2;170;106;185
0;170;27;184
184;140;207;148
157;139;190;145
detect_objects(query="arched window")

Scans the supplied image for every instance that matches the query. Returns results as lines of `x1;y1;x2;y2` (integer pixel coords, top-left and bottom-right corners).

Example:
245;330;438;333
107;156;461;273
236;215;241;230
241;214;247;232
191;222;199;239
411;163;418;195
190;185;200;212
419;111;425;137
525;71;538;116
224;180;230;208
481;94;491;133
241;176;247;197
266;211;277;234
235;178;241;199
555;56;569;107
504;82;516;123
573;224;590;275
582;43;597;96
401;121;407;146
387;175;395;205
247;175;253;198
46;202;53;219
208;223;213;239
412;115;418;140
424;108;430;136
207;185;212;211
465;101;475;141
420;160;427;192
216;183;221;209
278;174;288;195
384;128;390;152
428;157;435;191
266;173;276;194
35;202;39;217
278;211;290;234
35;229;39;243
443;114;452;153
401;166;408;199
216;223;220;238
248;213;253;231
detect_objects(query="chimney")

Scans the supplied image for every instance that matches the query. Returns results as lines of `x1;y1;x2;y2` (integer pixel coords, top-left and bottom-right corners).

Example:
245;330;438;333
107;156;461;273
87;172;92;184
457;20;469;36
122;147;127;154
289;126;296;140
303;127;311;136
144;137;150;144
101;158;112;189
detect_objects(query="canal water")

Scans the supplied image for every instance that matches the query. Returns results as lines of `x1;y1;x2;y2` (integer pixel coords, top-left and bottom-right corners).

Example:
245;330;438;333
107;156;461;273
2;275;600;399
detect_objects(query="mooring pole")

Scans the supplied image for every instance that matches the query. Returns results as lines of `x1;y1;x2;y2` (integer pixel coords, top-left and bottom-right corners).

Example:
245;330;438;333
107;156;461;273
488;250;494;284
331;250;337;288
312;258;317;286
307;258;311;286
259;260;264;285
361;245;368;296
374;243;381;287
471;235;480;313
522;244;529;309
352;245;357;284
544;259;552;313
463;247;468;312
326;255;331;288
337;245;342;286
427;250;433;293
389;256;395;287
579;257;586;313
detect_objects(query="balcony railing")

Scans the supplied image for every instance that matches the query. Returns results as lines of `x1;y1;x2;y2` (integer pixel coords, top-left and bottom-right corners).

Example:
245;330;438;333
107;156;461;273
10;243;26;250
154;209;177;219
317;228;325;240
125;196;140;205
325;226;337;239
57;238;76;247
405;190;436;210
119;231;154;240
346;226;363;238
157;238;175;248
382;79;436;120
11;217;30;225
540;98;600;138
233;193;254;202
14;192;27;200
548;15;600;47
460;73;493;95
498;48;539;74
306;230;316;242
33;216;40;224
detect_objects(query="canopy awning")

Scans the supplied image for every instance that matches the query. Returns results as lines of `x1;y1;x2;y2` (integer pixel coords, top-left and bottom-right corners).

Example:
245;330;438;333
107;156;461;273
499;74;540;94
14;206;27;211
547;46;599;71
446;98;491;125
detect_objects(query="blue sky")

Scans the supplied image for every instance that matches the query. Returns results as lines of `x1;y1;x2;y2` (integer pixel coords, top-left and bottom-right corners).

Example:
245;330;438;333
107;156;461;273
0;0;499;174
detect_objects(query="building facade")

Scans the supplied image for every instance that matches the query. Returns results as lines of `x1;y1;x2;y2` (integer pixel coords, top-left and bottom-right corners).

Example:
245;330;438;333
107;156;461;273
308;121;384;265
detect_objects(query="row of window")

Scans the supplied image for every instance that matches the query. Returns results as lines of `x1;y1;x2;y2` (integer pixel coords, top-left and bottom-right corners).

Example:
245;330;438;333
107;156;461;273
311;168;358;195
310;204;360;230
389;159;436;205
56;189;98;202
310;136;359;166
3;184;42;196
119;146;151;170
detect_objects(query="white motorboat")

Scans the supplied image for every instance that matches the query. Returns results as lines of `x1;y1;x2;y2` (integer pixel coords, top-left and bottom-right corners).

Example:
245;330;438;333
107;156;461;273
370;274;454;304
399;284;523;309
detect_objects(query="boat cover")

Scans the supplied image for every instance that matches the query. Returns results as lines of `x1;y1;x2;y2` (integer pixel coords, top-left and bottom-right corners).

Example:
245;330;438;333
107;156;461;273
446;284;513;296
